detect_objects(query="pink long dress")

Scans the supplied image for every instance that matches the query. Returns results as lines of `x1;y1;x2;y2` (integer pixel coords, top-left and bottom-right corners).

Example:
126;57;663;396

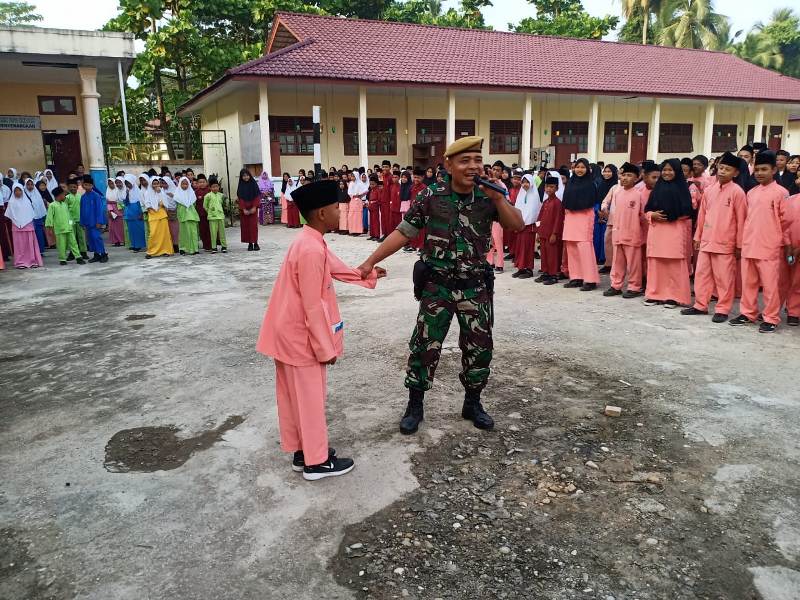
107;200;125;244
562;208;599;283
12;222;43;268
348;195;363;234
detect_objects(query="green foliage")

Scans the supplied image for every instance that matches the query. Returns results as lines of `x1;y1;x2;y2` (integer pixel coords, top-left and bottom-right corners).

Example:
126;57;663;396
383;0;491;28
0;1;42;26
512;0;618;40
729;8;800;77
656;0;728;50
617;3;655;44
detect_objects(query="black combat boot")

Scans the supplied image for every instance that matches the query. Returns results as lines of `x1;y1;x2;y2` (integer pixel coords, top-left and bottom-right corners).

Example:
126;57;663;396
400;389;424;435
462;391;494;430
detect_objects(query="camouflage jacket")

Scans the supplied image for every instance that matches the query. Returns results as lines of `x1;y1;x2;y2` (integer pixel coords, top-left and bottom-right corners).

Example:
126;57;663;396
397;182;498;280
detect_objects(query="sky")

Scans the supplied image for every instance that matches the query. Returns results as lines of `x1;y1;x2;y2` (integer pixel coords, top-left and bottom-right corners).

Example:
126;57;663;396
32;0;788;40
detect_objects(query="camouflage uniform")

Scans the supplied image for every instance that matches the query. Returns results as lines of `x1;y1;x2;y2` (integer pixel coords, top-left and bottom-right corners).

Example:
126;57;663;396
396;182;498;393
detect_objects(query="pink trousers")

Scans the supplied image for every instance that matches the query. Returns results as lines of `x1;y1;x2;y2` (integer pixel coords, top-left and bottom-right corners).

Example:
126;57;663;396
693;251;736;314
784;264;800;317
486;221;504;268
740;257;782;325
645;257;691;305
610;244;643;292
564;241;599;283
338;203;349;232
348;198;363;234
275;360;329;466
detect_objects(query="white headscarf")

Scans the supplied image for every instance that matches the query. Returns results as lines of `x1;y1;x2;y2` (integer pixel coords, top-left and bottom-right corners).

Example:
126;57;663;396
7;168;18;182
356;171;370;196
516;174;542;226
23;178;47;219
347;174;359;197
161;177;176;210
138;173;150;191
284;177;296;200
174;177;196;208
5;183;34;228
143;176;164;211
548;170;565;201
42;169;58;193
124;174;141;204
106;179;118;203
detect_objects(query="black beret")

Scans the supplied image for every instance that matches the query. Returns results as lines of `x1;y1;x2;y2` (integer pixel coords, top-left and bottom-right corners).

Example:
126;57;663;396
291;179;339;213
754;150;776;167
619;162;640;176
82;175;94;184
718;152;741;169
544;176;560;186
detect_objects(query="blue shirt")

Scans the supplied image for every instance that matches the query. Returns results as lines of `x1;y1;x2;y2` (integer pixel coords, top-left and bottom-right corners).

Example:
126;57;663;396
79;189;107;227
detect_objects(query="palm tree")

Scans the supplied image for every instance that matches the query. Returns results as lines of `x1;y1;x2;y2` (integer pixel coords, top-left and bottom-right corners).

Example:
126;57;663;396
620;0;664;45
730;31;783;70
657;0;728;50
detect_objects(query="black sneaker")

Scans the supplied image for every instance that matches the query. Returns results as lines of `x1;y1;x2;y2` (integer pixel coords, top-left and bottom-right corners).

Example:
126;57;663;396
511;270;523;278
663;299;678;309
400;391;424;435
145;254;152;259
59;260;67;266
556;272;568;281
100;254;108;263
462;395;494;430
494;267;504;273
221;247;227;253
643;298;663;306
758;322;777;333
293;448;336;472
729;314;752;326
788;316;799;327
711;313;728;323
580;282;597;291
66;253;75;261
303;457;355;481
253;243;260;251
622;289;643;299
517;270;533;279
564;279;583;288
76;258;86;265
543;276;558;285
504;253;514;260
534;274;547;283
80;252;89;259
681;307;707;316
180;249;186;255
603;287;622;297
212;248;218;254
88;254;101;263
598;266;612;274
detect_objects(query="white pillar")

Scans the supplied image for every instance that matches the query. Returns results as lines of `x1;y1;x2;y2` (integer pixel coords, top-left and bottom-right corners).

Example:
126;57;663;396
358;86;368;168
587;95;600;162
446;89;456;147
648;99;661;161
78;66;106;192
753;103;765;143
702;101;715;157
117;60;130;143
520;93;533;169
258;82;272;174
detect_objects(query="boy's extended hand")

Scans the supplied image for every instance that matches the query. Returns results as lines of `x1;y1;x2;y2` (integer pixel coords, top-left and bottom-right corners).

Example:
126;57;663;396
357;261;374;279
375;266;387;279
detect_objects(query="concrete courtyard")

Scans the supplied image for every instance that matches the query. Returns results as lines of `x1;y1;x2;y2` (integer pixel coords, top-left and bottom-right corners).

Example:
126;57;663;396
1;224;799;600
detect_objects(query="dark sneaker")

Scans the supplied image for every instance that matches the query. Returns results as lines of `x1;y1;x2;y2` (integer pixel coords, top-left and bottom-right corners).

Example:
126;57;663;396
462;396;494;430
494;267;504;273
598;266;612;274
88;254;101;263
580;282;597;291
564;279;583;288
517;270;533;279
293;448;336;472
76;258;86;265
80;252;89;259
145;254;152;259
788;316;799;326
247;243;253;251
534;274;547;283
681;307;707;316
221;247;227;253
603;287;622;297
59;260;67;266
543;276;558;285
758;322;777;334
400;394;424;435
711;313;728;323
253;243;260;251
100;254;108;263
66;253;75;261
622;289;643;299
504;253;514;260
556;272;568;281
303;457;355;481
643;298;662;306
511;270;523;278
729;314;752;326
663;299;679;309
180;249;186;255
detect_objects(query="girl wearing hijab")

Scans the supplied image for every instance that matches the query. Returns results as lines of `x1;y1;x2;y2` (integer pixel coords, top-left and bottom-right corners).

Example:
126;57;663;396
643;159;694;307
348;170;367;235
237;168;261;250
175;176;200;255
161;176;180;252
5;183;43;268
106;177;126;247
257;171;275;225
562;158;601;291
36;178;57;249
285;175;301;228
138;174;151;244
280;172;291;225
143;176;174;258
594;164;618;269
0;179;12;261
338;174;351;234
122;174;145;252
23;178;48;253
512;174;542;278
43;169;58;194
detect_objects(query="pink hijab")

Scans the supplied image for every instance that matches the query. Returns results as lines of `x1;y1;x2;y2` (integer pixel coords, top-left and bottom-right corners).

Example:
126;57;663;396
258;171;273;195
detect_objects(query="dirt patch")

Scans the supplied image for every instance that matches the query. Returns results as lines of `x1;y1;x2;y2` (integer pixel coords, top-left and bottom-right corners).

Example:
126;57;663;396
124;314;156;321
0;527;73;600
329;357;780;599
103;415;245;472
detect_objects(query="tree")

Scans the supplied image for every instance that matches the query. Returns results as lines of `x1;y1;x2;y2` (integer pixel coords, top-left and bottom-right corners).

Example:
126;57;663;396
0;1;42;26
618;2;656;44
513;0;618;40
383;0;491;28
729;8;800;78
657;0;728;50
619;0;663;45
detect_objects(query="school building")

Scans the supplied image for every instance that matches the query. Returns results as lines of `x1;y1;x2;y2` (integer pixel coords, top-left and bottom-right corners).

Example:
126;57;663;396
0;25;135;188
179;12;800;179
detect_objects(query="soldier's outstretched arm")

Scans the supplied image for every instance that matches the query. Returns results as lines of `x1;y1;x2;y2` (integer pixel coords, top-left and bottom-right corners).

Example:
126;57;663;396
357;230;408;278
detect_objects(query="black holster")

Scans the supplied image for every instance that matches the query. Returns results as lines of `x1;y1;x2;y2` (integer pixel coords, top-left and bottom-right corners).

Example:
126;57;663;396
413;260;431;301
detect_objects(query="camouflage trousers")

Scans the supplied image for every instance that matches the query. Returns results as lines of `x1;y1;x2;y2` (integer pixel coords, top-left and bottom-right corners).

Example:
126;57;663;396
405;281;493;393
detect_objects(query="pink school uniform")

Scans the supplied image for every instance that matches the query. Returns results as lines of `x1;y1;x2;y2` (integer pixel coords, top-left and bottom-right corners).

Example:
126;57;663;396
783;194;800;319
610;185;647;293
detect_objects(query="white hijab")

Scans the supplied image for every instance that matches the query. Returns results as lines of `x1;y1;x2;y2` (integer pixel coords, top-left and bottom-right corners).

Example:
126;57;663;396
284;177;296;200
106;179;118;203
516;174;542;226
174;177;196;208
7;168;18;182
23;178;47;219
43;169;58;193
356;171;370;195
143;176;165;211
161;177;176;210
124;174;142;204
548;170;565;200
5;183;34;228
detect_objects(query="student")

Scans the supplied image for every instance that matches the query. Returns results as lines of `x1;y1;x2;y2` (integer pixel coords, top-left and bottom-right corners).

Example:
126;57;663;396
204;176;228;253
23;178;48;253
5;183;43;268
45;186;84;265
79;175;108;263
0;178;12;262
106;177;126;247
511;174;540;279
562;158;600;291
738;145;754;172
255;179;385;480
405;168;428;252
784;191;800;326
603;162;647;298
729;151;791;333
398;170;413;224
485;173;508;273
596;164;618;272
257;171;275;225
161;176;179;252
691;155;714;191
64;178;88;259
348;170;367;236
237;168;261;251
175;176;200;255
643;160;693;307
379;160;394;241
389;170;402;232
535;175;565;285
143;176;174;259
366;175;381;241
122;174;145;252
681;152;747;322
43;169;58;194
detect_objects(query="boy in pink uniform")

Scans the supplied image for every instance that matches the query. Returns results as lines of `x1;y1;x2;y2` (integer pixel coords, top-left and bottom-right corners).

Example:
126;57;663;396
784;193;800;326
256;180;386;480
729;151;792;333
682;152;747;323
603;162;647;298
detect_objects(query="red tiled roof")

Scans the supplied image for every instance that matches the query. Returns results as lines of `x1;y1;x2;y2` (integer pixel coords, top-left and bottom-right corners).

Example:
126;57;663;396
182;12;800;112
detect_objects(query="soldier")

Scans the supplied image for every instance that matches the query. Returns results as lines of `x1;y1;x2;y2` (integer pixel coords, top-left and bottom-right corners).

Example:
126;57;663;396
357;136;524;434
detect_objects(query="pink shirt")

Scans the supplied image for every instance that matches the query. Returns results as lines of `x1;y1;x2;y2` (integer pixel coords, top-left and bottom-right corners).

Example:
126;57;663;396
694;180;747;254
742;181;791;261
611;186;647;247
787;194;800;246
256;226;377;366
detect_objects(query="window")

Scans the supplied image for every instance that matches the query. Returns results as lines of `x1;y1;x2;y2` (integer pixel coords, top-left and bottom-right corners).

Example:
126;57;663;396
455;119;476;139
711;124;737;153
342;118;397;156
658;123;693;153
416;119;446;144
603;121;629;153
38;96;76;115
746;125;767;144
268;116;314;155
490;120;522;154
551;121;589;152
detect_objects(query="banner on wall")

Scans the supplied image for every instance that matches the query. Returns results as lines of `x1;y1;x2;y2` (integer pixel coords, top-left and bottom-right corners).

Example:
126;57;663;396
0;115;41;130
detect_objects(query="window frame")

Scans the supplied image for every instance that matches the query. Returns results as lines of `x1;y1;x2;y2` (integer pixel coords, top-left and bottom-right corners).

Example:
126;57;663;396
490;120;522;154
711;124;737;153
268;116;314;156
551;121;589;153
342;117;398;156
602;121;629;153
658;123;694;154
37;96;77;116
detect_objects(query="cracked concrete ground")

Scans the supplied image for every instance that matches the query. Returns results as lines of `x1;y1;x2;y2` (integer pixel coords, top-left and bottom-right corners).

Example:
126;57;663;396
1;224;799;599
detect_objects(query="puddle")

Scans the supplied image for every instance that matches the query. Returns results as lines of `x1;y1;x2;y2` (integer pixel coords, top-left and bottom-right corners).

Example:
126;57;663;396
103;415;245;472
124;314;155;321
